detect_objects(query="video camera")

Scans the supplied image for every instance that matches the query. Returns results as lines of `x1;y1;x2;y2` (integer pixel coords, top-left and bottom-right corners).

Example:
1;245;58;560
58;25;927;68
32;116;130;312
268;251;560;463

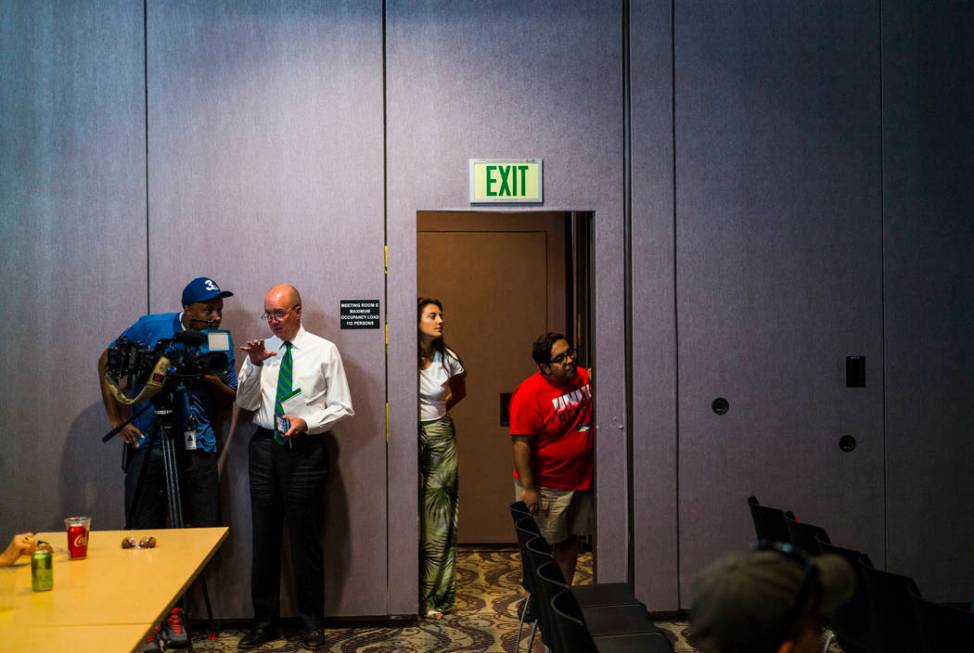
104;329;232;406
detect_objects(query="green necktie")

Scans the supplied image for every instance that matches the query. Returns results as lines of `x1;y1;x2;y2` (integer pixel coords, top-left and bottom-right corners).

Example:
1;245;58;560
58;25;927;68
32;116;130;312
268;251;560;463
273;341;293;446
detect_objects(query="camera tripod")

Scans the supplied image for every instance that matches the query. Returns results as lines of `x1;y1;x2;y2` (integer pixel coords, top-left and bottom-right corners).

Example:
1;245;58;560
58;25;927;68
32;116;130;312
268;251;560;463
103;384;217;642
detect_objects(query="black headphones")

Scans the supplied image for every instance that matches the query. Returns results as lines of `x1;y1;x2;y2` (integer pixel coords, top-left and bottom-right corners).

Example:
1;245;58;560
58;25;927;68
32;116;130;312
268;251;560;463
754;541;822;646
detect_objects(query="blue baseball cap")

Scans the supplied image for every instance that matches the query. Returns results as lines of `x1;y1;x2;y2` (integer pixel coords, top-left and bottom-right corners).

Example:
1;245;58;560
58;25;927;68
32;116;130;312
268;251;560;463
182;277;234;306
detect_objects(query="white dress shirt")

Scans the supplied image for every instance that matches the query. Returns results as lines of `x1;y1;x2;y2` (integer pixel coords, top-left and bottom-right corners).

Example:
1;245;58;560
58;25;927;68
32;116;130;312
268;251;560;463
236;325;354;434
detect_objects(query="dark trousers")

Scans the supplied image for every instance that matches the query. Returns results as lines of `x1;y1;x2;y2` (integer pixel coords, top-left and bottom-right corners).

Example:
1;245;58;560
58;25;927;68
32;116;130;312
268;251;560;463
249;428;329;630
124;446;220;529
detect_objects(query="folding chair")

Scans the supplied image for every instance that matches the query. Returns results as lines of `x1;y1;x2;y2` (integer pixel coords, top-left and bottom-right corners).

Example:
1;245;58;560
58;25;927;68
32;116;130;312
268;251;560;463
785;514;830;556
816;537;872;653
859;558;922;653
535;561;659;640
512;515;544;652
747;495;792;544
549;589;673;653
909;582;974;652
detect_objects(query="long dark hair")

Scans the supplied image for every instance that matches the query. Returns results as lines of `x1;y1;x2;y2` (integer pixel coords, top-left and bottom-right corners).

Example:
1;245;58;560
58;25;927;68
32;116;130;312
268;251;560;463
417;297;461;371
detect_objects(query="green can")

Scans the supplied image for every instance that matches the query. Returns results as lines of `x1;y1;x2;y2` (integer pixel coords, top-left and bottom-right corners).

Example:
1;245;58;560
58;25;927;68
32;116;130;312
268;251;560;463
31;549;53;592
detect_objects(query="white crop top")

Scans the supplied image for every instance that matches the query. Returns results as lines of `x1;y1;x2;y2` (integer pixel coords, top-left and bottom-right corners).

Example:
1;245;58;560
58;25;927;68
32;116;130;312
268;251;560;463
419;349;464;422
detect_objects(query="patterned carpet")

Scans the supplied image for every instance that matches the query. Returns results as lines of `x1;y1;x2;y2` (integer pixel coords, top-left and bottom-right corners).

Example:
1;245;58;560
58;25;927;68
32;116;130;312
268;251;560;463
180;548;823;652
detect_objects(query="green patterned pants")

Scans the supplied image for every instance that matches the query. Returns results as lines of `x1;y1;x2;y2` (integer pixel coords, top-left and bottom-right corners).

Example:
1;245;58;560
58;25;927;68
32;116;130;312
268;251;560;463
419;414;459;613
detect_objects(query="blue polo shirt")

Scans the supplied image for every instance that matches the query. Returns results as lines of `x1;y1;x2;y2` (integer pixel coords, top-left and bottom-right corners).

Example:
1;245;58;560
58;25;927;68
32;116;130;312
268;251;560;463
110;312;237;453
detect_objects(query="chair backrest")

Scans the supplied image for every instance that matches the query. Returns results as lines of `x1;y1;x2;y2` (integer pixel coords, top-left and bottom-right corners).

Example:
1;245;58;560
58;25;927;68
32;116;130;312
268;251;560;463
537;556;569;590
747;495;792;544
859;561;922;653
513;516;543;593
534;560;569;651
909;583;974;653
511;500;532;521
815;537;871;653
524;531;552;559
550;589;598;653
785;515;830;556
514;515;541;546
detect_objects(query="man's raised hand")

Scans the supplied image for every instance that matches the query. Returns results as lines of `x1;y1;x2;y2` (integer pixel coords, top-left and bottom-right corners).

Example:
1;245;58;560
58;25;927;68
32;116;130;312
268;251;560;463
240;339;277;366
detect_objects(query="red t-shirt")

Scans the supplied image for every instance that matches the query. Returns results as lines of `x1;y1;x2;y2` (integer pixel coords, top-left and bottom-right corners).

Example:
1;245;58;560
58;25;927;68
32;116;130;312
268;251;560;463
509;368;593;491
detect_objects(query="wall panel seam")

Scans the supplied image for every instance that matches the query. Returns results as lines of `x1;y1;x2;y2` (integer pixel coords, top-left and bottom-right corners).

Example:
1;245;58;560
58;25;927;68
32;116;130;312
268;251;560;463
670;0;681;607
143;0;150;312
878;0;888;568
622;0;635;585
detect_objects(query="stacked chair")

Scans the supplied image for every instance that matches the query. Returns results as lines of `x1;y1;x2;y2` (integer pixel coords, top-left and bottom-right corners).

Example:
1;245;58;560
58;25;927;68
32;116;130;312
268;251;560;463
745;496;974;653
858;562;922;653
747;495;793;543
510;502;673;653
784;514;830;556
511;503;543;652
815;538;872;653
534;559;660;640
549;588;670;653
908;583;974;653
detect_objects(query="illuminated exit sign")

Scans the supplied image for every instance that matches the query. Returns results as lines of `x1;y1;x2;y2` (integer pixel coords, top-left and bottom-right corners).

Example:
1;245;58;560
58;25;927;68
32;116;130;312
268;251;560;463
469;159;543;204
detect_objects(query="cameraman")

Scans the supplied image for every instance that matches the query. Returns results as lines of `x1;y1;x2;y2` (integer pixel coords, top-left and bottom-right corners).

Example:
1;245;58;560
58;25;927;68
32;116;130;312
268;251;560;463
98;277;237;530
97;277;237;650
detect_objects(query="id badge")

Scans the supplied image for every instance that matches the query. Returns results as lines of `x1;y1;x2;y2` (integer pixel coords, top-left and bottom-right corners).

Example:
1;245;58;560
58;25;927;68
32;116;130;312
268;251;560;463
274;416;291;447
275;415;291;435
184;428;198;451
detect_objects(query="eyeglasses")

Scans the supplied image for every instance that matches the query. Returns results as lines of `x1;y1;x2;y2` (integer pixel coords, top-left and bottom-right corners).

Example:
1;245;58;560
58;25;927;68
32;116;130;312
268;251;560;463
260;305;299;322
549;348;576;365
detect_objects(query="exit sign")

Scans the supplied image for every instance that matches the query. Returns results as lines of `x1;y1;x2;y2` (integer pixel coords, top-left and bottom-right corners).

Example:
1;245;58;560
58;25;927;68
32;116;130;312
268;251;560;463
469;159;543;204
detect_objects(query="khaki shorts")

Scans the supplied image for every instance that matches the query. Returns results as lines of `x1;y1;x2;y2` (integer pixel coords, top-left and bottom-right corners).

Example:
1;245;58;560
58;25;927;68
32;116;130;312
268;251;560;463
515;480;593;544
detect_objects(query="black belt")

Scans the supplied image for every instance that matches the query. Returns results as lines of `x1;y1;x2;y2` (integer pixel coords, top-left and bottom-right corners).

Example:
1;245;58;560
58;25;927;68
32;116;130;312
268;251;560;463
254;426;328;439
255;426;277;438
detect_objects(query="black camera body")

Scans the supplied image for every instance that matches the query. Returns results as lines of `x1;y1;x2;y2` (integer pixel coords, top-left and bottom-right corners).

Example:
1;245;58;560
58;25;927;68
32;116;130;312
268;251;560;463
107;329;231;386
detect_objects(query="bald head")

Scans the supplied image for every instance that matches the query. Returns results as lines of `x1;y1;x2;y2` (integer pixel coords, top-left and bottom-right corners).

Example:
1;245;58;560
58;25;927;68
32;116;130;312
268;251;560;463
266;284;301;307
264;284;303;341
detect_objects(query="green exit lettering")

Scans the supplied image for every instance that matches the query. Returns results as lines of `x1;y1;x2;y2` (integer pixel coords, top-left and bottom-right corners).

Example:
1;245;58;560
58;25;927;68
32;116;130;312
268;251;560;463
485;164;530;197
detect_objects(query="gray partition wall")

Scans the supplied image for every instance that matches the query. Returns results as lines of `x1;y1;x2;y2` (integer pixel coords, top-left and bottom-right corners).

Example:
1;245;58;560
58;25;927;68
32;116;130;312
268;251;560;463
386;0;629;607
673;1;885;602
146;1;386;617
0;2;146;537
883;3;974;602
630;0;679;611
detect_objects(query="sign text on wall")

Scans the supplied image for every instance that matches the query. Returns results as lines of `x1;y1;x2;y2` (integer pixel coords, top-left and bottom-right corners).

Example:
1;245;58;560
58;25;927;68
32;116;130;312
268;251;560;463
340;300;381;329
469;159;543;204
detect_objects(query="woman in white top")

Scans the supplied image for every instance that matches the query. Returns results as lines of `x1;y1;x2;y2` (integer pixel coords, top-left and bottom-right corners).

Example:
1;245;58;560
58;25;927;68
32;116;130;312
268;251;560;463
418;298;466;620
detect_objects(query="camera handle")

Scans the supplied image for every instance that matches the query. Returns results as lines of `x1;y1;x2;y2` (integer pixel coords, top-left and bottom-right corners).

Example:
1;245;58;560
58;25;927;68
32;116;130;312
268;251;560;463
100;401;154;443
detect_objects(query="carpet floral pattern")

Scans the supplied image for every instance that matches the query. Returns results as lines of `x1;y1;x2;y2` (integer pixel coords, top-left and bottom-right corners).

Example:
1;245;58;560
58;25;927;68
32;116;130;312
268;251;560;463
184;548;833;653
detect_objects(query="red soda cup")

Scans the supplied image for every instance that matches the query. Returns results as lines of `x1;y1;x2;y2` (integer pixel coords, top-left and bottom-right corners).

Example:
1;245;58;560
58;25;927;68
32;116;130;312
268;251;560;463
65;516;91;559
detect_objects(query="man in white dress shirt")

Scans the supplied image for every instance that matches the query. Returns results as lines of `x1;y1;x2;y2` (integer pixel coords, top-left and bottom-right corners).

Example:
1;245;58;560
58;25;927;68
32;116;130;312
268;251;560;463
235;284;353;651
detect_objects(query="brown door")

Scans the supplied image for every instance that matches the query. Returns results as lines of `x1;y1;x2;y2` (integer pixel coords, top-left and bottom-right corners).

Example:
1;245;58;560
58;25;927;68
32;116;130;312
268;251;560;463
418;211;567;543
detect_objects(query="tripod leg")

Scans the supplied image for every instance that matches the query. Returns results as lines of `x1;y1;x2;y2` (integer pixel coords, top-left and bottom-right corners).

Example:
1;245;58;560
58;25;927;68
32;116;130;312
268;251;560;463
125;444;157;529
198;570;218;640
161;436;185;528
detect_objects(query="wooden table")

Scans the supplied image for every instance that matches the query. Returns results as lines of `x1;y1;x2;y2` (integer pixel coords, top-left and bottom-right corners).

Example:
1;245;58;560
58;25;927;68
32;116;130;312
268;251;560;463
0;527;228;652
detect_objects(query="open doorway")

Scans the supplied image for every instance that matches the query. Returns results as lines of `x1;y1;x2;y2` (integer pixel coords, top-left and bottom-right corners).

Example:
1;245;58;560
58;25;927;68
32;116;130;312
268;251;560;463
416;210;595;545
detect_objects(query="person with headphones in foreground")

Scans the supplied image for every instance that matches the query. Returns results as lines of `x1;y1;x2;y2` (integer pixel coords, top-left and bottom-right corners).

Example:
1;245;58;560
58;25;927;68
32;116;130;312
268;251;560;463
688;544;855;653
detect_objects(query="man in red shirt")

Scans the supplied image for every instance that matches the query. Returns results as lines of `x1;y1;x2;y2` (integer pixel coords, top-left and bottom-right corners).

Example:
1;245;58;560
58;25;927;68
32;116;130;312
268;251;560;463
510;332;593;584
